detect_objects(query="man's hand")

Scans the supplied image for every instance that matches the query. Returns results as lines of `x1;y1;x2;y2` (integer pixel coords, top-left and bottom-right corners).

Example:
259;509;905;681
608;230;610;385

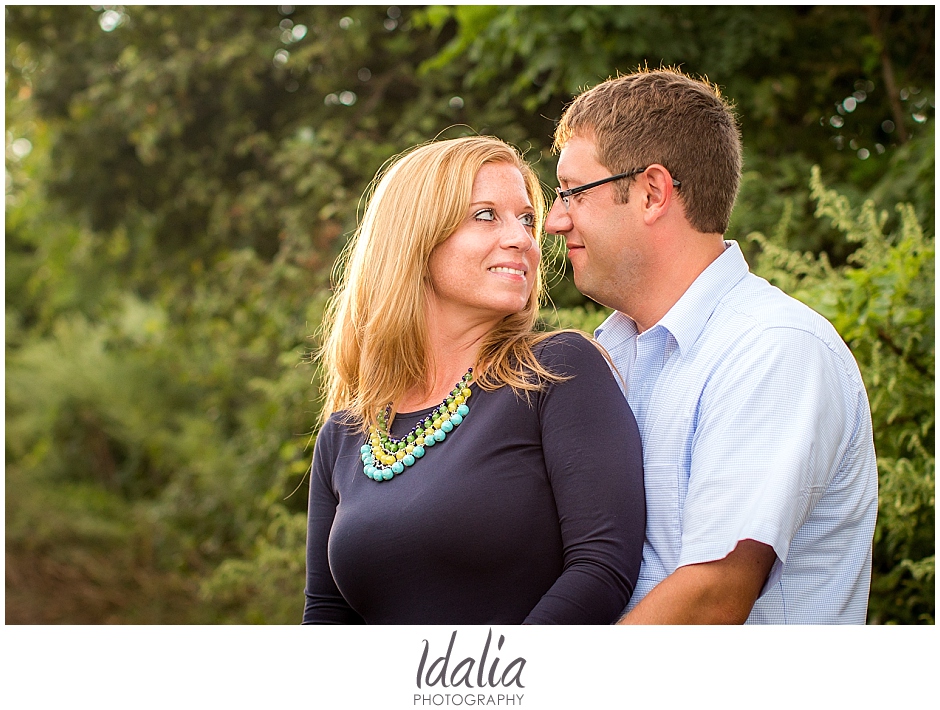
619;539;776;624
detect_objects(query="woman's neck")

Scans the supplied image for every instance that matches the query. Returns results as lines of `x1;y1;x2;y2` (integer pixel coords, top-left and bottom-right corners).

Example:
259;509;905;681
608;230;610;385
396;305;496;412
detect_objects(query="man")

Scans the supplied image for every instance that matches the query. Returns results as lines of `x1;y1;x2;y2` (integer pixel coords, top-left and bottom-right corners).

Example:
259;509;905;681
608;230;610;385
545;69;878;624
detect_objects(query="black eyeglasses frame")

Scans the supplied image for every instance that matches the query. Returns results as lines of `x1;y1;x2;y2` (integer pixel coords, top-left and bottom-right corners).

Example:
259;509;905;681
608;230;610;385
555;166;680;209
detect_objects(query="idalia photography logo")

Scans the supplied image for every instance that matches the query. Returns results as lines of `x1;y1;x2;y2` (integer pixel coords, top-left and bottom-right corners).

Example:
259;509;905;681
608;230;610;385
414;629;525;706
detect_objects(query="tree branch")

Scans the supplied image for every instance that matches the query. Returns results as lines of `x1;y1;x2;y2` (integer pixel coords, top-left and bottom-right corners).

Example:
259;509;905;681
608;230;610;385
865;6;909;143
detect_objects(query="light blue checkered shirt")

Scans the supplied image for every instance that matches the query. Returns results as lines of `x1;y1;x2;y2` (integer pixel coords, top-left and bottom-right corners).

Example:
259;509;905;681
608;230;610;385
596;241;878;624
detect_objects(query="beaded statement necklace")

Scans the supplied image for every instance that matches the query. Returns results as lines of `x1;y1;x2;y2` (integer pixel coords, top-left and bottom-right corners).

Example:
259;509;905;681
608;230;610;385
360;369;474;482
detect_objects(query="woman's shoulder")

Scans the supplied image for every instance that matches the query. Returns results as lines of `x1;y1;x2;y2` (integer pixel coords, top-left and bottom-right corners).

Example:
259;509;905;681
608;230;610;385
316;411;362;444
530;330;629;417
533;330;608;373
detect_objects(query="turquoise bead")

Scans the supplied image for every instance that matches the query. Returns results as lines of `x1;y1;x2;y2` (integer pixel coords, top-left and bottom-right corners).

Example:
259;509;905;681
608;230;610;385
365;366;474;482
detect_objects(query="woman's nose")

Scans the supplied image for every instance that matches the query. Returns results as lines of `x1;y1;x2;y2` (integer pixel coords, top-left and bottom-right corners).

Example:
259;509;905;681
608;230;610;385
501;220;535;251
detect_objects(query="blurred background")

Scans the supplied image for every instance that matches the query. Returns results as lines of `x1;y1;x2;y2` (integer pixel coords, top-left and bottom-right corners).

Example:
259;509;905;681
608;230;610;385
5;5;934;624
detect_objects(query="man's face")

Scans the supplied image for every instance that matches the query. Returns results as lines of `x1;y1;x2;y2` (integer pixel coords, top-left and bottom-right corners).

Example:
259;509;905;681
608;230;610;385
545;134;646;314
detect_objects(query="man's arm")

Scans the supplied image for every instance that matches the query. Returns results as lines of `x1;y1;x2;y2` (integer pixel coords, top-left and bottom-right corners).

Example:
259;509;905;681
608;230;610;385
618;539;776;625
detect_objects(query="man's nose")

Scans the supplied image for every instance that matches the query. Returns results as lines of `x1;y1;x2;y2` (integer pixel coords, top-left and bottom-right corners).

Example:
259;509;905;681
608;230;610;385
544;195;573;235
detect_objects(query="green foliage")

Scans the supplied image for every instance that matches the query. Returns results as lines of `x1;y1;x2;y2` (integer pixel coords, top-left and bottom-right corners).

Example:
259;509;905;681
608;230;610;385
422;5;934;168
750;168;935;624
539;305;611;336
199;505;308;625
6;464;204;623
5;5;481;266
5;6;934;625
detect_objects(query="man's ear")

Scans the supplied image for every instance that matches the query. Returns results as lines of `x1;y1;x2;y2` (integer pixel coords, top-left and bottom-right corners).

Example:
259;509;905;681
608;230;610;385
639;164;678;226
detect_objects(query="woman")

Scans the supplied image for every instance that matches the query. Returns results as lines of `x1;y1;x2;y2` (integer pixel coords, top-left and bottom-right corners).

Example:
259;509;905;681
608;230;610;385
304;136;644;624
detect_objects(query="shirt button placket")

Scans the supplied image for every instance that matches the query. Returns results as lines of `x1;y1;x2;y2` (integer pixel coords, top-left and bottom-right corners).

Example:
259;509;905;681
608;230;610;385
628;326;668;434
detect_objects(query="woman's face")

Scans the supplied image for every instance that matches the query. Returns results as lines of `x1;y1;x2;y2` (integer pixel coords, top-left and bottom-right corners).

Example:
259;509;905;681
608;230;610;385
426;162;541;329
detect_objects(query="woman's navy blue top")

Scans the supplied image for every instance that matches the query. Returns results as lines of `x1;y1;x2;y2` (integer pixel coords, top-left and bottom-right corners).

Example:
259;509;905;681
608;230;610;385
303;332;645;624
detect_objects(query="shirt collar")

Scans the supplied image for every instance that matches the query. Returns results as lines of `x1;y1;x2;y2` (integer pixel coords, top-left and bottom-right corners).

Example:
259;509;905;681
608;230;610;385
594;240;750;356
595;309;639;356
658;240;750;355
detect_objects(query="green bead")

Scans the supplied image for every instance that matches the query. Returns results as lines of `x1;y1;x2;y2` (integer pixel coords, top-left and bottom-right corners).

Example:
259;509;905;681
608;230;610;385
367;366;473;482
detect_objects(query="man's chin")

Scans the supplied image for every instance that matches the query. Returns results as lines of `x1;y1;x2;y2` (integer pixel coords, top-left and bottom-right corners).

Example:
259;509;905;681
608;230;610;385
573;277;616;312
572;276;598;305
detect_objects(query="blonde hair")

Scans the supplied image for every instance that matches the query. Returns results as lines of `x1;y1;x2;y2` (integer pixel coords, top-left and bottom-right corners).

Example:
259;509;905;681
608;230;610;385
319;135;560;431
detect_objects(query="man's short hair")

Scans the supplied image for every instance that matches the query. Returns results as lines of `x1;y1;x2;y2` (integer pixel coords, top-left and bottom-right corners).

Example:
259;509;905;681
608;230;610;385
554;68;743;235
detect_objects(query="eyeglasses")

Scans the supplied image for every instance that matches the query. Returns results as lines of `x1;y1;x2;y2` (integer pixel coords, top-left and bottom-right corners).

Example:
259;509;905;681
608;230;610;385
554;166;681;210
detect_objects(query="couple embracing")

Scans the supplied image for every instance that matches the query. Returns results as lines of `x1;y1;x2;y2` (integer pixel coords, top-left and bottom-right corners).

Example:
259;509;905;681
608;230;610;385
303;69;878;625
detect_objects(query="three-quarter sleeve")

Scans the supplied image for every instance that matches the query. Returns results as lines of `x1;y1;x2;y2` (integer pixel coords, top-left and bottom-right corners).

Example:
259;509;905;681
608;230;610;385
524;333;646;624
302;419;365;624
